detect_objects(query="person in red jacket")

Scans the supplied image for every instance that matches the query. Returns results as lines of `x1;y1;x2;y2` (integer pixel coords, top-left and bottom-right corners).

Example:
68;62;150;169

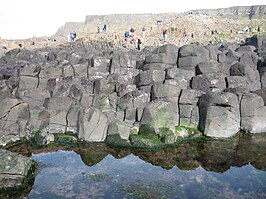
163;28;168;42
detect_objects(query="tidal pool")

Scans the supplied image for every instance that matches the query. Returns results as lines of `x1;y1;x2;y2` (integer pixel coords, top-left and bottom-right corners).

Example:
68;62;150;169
28;152;265;199
5;132;266;198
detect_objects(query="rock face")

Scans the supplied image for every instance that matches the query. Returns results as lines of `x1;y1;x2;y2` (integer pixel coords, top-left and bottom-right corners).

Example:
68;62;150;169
240;93;266;133
199;92;240;138
187;5;266;20
0;149;35;192
0;34;266;145
55;5;266;37
56;13;177;36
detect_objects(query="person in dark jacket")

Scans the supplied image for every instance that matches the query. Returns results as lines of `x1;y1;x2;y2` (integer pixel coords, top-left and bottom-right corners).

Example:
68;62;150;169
137;38;142;50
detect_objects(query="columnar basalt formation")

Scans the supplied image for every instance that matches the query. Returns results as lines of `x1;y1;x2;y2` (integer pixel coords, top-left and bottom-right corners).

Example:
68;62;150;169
0;34;266;146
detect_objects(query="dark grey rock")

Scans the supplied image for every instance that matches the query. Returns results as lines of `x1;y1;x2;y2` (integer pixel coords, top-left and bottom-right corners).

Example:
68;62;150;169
135;70;165;87
140;100;179;135
151;83;181;102
0;149;35;191
240;93;266;133
78;108;109;141
198;92;240;138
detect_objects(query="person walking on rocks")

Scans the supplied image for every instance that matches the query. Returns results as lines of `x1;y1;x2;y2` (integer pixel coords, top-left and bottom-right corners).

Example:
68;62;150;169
137;37;142;50
163;28;168;43
124;30;129;41
142;27;146;38
97;26;100;33
73;32;77;41
103;25;107;33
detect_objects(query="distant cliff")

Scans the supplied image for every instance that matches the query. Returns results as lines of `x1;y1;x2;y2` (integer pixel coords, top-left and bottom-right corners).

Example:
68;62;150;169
55;5;266;36
186;5;266;19
55;13;177;36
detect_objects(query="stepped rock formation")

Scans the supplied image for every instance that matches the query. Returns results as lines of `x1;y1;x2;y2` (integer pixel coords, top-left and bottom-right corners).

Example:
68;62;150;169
56;13;176;36
187;5;266;19
55;5;266;37
0;34;266;146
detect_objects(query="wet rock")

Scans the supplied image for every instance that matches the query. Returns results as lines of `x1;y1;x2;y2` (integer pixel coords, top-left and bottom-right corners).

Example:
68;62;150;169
107;120;132;140
140;100;179;135
0;149;35;193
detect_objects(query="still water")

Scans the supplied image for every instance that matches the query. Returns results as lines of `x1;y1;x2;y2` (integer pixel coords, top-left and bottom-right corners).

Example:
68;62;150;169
6;132;266;198
27;150;266;199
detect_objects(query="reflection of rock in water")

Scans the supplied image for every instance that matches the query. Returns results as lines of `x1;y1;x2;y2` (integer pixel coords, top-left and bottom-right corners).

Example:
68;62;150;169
5;132;266;173
74;142;109;166
132;132;266;172
76;142;131;166
74;132;266;172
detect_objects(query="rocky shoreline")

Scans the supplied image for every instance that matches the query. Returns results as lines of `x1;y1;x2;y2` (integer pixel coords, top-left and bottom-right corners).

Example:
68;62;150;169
0;34;266;148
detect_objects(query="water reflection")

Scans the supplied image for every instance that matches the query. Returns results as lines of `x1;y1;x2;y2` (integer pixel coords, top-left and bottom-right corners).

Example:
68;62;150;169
75;133;266;172
5;132;266;198
29;151;266;198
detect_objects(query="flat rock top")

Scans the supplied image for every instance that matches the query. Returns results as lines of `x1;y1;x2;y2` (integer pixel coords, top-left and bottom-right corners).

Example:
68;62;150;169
0;149;34;189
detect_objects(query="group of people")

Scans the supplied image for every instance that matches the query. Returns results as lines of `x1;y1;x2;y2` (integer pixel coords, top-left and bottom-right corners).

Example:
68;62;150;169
123;27;143;50
162;28;194;43
97;25;108;33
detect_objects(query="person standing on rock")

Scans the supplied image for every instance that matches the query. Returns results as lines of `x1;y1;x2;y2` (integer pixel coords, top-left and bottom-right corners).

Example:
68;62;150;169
124;30;129;41
137;37;142;50
142;27;146;38
97;26;100;33
163;28;168;43
103;25;107;33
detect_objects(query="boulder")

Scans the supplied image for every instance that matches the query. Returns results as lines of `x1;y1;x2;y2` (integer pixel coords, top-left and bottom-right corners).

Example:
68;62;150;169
230;62;261;91
135;70;165;87
19;76;39;91
239;51;258;69
179;89;204;127
195;61;219;75
205;44;219;61
260;68;266;89
66;106;85;134
235;45;256;53
93;76;116;95
146;45;178;66
151;83;181;102
253;88;266;105
178;45;209;60
245;34;266;48
73;63;89;77
240;93;266;133
226;49;240;63
217;52;226;63
39;62;62;79
140;100;179;135
20;89;50;108
0;98;30;146
107;120;132;140
191;73;226;93
178;56;202;70
142;63;173;71
0;149;35;192
198;92;240;138
0;81;12;101
78;108;109;141
117;84;137;97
